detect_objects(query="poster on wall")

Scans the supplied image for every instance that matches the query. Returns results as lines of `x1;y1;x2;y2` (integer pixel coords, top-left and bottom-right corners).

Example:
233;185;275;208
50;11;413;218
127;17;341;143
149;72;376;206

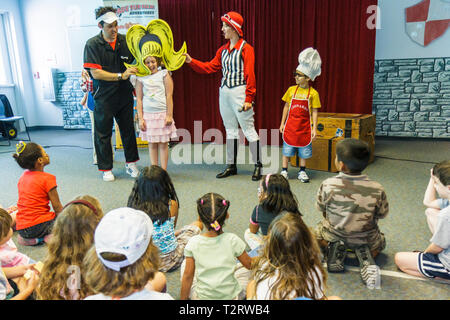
103;0;158;30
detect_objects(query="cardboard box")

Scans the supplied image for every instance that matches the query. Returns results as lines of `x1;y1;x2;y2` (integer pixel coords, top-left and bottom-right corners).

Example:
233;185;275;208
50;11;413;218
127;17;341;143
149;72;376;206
290;138;339;172
290;113;376;172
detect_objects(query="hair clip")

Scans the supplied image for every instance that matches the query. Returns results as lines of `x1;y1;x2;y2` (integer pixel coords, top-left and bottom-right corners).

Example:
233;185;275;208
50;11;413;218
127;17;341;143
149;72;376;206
201;199;204;205
15;141;26;156
222;199;227;206
210;221;221;231
265;173;272;188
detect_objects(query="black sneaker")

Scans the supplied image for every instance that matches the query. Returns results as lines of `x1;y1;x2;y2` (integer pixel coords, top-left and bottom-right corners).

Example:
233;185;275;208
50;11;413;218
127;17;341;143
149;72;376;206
326;240;347;272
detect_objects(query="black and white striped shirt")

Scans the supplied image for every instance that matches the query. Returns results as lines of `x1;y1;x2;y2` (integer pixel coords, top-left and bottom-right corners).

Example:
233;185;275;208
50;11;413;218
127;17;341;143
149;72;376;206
221;40;246;88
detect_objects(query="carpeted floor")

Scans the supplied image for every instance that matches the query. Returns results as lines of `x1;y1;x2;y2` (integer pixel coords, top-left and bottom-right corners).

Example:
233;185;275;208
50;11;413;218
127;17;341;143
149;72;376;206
1;128;449;300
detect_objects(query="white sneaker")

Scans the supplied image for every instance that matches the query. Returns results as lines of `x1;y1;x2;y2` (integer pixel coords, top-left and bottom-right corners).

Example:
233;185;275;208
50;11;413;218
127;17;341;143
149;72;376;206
125;162;140;178
102;170;115;182
298;170;310;183
280;170;288;179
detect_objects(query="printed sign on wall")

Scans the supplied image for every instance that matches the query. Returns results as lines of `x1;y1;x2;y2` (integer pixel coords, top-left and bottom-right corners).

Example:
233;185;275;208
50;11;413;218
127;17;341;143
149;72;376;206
103;0;158;30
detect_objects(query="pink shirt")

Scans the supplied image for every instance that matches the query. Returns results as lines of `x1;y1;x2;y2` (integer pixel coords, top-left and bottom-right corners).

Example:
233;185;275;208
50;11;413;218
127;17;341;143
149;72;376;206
0;239;30;268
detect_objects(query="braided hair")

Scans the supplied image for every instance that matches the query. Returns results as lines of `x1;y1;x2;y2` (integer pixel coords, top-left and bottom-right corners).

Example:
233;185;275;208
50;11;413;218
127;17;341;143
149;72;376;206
196;193;230;233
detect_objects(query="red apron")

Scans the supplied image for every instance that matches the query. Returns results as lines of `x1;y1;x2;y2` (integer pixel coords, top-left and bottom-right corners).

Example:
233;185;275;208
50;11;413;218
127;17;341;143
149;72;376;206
282;86;311;147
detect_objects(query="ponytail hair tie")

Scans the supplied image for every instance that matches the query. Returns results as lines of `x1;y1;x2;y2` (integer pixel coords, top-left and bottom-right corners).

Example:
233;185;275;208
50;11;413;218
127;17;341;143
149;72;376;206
222;200;227;206
15;141;26;156
210;220;221;231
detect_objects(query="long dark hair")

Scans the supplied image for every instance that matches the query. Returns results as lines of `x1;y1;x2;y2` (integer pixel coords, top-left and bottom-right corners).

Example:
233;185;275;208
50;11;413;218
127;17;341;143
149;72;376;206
260;174;301;215
127;165;179;224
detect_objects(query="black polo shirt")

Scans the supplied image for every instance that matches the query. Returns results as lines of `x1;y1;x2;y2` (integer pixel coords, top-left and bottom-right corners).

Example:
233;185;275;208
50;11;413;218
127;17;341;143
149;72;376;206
83;31;134;105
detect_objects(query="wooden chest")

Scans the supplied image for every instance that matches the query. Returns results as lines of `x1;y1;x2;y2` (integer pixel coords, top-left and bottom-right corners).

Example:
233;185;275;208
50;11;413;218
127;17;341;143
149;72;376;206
290;113;376;172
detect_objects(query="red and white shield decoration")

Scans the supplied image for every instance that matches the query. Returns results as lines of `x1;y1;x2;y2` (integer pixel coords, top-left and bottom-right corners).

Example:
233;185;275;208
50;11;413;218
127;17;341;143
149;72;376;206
405;0;450;46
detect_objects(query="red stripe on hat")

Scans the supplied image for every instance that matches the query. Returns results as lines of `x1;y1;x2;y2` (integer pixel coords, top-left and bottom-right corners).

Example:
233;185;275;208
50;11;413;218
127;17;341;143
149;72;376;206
424;19;450;46
83;63;102;70
406;0;430;23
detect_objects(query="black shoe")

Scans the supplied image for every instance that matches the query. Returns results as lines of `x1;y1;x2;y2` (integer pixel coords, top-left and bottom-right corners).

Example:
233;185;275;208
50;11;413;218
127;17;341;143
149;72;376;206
327;240;347;273
252;163;262;181
216;165;237;179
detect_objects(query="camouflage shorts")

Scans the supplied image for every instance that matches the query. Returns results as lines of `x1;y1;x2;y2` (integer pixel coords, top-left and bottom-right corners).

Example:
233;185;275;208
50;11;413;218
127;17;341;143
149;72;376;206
159;224;201;272
314;221;386;253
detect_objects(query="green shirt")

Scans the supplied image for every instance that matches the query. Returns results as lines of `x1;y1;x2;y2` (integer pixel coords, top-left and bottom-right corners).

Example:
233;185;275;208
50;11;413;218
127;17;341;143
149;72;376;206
184;232;246;300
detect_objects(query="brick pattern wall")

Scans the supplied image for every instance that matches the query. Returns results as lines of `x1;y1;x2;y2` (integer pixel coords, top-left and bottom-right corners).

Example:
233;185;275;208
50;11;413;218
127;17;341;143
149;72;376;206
373;58;450;138
56;72;92;129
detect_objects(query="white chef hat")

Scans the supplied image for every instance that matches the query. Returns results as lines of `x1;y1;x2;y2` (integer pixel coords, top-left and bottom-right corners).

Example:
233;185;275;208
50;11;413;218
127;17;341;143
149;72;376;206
296;47;322;81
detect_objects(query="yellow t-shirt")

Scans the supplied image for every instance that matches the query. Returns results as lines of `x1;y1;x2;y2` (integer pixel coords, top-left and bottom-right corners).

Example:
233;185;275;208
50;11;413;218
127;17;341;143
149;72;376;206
282;86;321;113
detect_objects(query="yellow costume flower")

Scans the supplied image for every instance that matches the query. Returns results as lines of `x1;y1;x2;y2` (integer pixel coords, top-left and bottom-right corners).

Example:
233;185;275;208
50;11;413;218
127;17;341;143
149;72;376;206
125;19;186;76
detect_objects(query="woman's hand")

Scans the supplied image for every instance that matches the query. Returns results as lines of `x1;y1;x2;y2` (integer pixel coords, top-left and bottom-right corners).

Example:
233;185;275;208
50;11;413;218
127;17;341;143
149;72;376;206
183;53;192;64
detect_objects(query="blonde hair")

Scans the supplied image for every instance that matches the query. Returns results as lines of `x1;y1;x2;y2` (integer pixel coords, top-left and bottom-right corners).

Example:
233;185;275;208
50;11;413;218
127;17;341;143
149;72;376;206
36;195;103;300
125;19;186;76
83;240;160;298
252;212;327;300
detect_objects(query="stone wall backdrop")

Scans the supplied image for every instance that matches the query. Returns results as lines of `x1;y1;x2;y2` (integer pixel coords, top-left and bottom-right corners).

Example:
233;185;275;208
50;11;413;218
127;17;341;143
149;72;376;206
56;71;92;129
373;58;450;138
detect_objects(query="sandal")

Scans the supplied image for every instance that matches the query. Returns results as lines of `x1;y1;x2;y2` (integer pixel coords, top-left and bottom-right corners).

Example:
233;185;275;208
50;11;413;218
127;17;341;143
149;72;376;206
327;240;347;272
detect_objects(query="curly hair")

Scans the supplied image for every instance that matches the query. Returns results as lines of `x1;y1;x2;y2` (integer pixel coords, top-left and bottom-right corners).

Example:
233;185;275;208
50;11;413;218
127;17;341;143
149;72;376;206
12;142;43;170
252;212;327;300
36;195;104;300
127;165;178;225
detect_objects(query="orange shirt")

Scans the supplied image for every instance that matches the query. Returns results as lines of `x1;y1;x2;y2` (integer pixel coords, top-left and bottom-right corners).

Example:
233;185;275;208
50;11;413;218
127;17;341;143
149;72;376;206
16;170;57;230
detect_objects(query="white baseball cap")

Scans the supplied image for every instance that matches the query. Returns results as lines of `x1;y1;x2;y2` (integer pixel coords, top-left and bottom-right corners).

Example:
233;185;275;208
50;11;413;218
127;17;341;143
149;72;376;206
96;11;119;24
94;207;153;271
297;47;322;81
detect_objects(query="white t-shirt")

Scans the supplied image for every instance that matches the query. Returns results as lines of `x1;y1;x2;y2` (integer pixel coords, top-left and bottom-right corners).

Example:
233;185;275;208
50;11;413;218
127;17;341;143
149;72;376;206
254;265;325;300
84;289;173;300
137;69;169;114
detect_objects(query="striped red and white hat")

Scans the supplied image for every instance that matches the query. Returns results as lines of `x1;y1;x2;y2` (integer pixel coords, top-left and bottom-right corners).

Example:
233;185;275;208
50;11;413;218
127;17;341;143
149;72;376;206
221;11;244;37
405;0;450;46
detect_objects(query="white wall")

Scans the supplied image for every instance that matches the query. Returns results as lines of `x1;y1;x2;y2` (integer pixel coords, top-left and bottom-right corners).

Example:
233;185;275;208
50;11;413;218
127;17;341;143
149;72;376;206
18;0;102;126
375;0;450;59
0;0;35;126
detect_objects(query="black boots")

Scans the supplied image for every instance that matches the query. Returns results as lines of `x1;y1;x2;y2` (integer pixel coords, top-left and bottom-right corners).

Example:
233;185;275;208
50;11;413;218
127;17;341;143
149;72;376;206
216;164;238;178
216;139;262;180
252;162;262;181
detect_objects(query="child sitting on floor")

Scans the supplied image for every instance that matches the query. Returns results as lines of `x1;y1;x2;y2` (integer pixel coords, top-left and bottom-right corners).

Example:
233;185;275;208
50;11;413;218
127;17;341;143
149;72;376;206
36;195;104;300
247;211;340;300
12;141;63;246
395;160;450;281
83;207;172;300
0;208;32;268
127;165;203;272
423;162;450;234
180;193;253;300
245;173;301;252
314;138;388;288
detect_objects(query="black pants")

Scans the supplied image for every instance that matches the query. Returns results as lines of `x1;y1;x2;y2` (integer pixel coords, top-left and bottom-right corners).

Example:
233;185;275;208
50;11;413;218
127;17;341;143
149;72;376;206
94;95;139;171
18;219;54;239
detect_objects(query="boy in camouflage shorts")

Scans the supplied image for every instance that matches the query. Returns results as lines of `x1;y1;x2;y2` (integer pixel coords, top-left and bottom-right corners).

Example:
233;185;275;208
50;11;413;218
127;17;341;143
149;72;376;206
314;138;389;287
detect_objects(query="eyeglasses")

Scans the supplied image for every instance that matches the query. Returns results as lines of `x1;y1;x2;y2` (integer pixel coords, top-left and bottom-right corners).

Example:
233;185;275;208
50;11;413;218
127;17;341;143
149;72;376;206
293;72;307;78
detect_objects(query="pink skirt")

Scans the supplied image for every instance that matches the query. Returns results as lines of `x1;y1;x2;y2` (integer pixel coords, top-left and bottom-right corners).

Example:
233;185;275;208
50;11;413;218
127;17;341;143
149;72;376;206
139;111;178;143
